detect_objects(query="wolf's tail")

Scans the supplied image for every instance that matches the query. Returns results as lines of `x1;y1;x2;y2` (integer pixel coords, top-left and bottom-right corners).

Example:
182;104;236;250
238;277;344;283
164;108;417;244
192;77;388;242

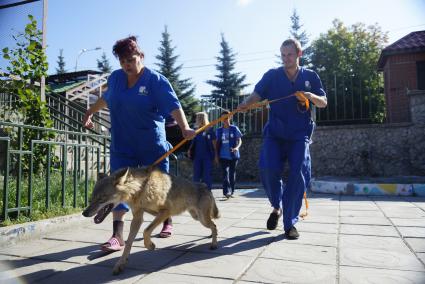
212;201;220;219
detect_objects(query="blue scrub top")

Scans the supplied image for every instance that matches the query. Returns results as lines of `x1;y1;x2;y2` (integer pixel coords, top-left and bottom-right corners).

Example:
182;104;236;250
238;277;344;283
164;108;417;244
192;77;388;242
103;68;181;157
193;128;216;160
254;66;326;141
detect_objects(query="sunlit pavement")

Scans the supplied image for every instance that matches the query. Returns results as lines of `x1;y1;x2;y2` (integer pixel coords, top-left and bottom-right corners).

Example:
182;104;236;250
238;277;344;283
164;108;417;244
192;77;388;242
1;188;425;283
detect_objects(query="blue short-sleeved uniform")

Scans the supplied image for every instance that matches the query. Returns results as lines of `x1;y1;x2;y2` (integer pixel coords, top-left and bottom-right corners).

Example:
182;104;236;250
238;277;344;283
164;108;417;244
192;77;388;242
103;67;181;211
254;66;326;230
190;128;216;190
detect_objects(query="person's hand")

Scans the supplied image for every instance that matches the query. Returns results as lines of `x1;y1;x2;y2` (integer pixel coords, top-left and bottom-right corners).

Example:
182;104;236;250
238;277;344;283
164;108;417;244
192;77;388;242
182;128;196;140
82;110;94;129
230;147;238;153
295;91;306;101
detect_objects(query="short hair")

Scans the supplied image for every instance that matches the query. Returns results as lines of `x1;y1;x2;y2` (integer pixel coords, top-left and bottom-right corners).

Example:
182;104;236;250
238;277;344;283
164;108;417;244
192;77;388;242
112;35;143;59
281;39;302;54
221;109;231;116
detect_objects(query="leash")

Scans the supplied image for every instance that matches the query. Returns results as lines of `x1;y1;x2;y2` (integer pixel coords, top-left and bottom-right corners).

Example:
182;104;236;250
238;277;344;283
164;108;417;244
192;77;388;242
151;91;310;217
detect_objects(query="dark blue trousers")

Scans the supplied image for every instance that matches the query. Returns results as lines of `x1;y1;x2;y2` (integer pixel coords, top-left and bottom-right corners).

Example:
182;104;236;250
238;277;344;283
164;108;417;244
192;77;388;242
193;157;213;191
259;138;310;231
220;158;238;196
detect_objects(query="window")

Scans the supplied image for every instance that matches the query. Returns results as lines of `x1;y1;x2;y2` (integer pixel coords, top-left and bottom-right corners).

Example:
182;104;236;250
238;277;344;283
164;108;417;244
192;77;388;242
417;61;425;90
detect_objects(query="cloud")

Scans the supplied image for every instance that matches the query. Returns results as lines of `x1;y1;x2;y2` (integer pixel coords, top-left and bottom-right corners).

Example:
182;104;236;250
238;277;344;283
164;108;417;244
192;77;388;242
236;0;253;6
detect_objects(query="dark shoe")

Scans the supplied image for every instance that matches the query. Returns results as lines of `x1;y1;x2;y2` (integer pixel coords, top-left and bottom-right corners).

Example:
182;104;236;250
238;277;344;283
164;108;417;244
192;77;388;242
284;226;299;240
266;212;280;230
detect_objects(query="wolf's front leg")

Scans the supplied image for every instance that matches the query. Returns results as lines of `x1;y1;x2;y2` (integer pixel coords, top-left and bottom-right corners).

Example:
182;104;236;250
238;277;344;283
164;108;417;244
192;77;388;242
113;211;143;275
143;209;170;250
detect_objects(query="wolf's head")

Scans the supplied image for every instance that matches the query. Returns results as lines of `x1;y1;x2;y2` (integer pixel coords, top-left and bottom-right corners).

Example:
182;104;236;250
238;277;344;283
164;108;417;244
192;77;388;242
82;167;137;223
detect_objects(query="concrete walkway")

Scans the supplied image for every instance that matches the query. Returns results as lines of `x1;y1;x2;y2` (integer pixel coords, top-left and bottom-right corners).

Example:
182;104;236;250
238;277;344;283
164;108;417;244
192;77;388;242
1;188;425;283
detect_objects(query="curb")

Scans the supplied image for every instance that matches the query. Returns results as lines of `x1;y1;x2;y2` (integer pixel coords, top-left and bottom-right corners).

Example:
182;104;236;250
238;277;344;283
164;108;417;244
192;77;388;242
0;213;91;247
311;180;425;196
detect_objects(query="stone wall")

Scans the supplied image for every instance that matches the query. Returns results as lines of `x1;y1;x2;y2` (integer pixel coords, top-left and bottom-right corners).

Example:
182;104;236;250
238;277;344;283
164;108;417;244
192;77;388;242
179;122;424;181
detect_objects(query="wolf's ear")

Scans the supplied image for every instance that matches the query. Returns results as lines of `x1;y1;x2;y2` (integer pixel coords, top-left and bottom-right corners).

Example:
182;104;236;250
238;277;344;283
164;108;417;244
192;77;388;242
97;172;108;180
115;167;130;186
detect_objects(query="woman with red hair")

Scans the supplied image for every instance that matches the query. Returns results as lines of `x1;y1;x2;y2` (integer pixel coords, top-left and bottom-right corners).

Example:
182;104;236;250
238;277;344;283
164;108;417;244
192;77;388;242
83;36;195;251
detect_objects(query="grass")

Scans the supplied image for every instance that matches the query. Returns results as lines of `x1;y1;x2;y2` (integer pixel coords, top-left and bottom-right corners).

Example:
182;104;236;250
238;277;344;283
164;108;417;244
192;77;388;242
0;170;95;227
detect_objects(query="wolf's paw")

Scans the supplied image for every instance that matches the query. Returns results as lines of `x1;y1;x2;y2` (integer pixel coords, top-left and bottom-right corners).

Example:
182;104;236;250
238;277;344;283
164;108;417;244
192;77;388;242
144;240;156;250
112;261;126;275
210;243;218;250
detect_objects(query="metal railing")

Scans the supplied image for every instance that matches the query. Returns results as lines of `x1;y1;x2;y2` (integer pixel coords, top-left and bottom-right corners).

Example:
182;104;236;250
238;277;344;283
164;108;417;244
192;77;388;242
201;77;384;135
0;121;110;221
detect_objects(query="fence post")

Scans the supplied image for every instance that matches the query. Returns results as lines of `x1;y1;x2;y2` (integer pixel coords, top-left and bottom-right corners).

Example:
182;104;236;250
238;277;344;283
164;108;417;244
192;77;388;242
1;138;10;220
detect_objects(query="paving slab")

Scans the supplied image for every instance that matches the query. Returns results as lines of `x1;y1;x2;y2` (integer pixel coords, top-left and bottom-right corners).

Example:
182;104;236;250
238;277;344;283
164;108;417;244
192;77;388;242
339;265;425;284
398;226;425;238
241;258;336;284
340;224;399;237
405;238;425;253
261;241;337;265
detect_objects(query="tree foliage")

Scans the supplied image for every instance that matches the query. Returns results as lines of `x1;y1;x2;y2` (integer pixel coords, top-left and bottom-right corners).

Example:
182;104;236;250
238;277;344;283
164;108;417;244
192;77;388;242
155;26;199;122
289;9;311;66
2;15;55;174
310;19;388;123
206;33;248;101
56;49;66;74
97;52;112;73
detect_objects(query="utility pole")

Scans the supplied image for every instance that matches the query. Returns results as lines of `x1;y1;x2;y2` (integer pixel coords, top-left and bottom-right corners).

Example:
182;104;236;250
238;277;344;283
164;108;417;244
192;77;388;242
40;0;48;102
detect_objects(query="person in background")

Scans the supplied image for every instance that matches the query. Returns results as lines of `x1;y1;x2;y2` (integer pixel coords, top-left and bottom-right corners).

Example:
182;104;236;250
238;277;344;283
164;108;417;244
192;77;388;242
187;112;217;191
216;110;242;198
238;39;327;239
83;35;195;251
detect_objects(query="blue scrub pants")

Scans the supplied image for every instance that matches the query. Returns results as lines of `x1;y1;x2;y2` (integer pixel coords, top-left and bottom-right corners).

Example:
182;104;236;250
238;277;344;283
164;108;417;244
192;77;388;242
259;137;311;231
220;158;238;196
193;157;213;191
110;153;169;211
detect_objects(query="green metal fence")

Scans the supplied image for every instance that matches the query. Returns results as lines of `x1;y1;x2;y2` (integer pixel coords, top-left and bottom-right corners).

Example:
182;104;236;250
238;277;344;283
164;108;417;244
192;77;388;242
0;121;110;221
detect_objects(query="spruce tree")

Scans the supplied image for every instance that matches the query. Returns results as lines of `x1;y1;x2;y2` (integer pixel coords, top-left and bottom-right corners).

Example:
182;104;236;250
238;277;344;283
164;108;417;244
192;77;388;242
56;49;66;74
97;52;112;73
206;33;248;101
155;26;199;123
289;9;311;66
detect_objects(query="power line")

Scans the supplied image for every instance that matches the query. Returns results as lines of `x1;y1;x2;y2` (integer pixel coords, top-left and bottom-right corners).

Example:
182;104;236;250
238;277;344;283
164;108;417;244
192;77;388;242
178;49;275;65
182;56;275;69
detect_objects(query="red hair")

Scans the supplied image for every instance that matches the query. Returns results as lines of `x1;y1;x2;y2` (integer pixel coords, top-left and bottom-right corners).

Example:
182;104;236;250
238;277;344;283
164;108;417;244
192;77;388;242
112;35;143;58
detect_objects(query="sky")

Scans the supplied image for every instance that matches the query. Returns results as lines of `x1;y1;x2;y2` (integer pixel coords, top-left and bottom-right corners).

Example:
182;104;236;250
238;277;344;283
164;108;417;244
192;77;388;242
1;0;425;97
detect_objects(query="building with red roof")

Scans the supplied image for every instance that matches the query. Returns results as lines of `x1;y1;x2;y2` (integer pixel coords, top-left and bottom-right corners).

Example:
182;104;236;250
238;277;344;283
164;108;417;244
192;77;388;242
378;31;425;123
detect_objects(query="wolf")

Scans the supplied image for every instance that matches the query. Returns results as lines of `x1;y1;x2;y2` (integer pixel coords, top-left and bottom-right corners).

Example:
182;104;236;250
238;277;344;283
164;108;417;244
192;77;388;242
82;166;220;275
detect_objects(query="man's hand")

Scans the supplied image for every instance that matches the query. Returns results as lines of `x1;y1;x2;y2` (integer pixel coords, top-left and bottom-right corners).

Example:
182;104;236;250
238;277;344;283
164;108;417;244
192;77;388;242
295;91;308;102
181;128;196;140
295;91;310;109
82;111;94;129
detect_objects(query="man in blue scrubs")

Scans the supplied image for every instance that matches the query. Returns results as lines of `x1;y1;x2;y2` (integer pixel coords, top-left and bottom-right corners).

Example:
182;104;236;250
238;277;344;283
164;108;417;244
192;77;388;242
216;110;242;198
83;36;195;251
238;39;327;239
